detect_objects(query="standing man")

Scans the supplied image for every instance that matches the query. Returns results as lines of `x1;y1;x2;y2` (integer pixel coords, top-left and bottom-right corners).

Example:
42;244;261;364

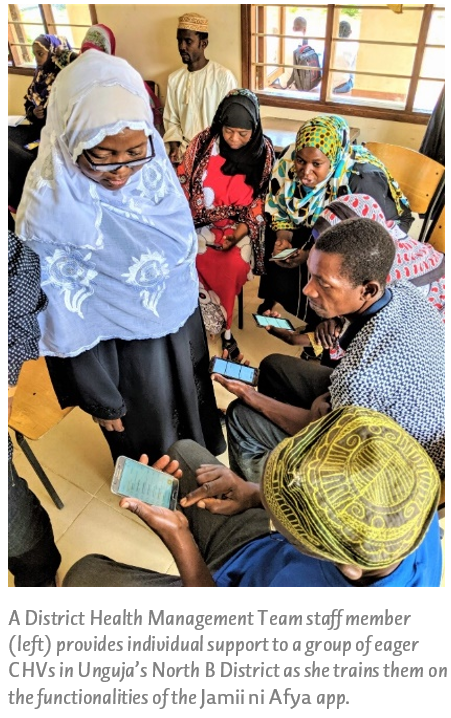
163;12;237;165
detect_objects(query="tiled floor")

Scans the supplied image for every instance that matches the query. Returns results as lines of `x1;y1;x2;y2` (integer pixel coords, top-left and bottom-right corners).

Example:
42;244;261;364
8;275;445;587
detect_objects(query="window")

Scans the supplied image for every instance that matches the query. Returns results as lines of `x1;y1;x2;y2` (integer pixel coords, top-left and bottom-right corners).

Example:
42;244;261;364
8;4;96;73
242;4;445;124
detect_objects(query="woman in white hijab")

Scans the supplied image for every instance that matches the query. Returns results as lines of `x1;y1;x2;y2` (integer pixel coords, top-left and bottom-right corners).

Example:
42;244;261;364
16;50;225;464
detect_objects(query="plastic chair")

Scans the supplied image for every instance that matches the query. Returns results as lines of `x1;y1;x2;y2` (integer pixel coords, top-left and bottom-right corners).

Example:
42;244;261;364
364;142;445;241
8;357;73;509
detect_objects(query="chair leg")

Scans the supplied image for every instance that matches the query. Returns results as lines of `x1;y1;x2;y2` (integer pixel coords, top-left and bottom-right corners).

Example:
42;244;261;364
15;431;64;509
238;288;244;330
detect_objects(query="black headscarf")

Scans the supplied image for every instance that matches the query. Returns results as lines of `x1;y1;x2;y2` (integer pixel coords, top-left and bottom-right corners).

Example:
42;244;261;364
209;89;267;197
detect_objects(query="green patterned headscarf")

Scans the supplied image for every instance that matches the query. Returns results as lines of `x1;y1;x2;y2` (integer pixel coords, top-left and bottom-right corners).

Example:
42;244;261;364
266;114;410;230
262;406;440;570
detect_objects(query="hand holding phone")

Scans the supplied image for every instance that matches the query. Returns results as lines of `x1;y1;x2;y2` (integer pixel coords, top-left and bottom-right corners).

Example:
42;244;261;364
209;356;259;386
253;314;295;331
111;456;179;509
269;247;299;262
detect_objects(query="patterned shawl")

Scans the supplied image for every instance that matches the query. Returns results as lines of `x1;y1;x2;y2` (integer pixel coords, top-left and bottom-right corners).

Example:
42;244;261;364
177;90;275;274
25;34;73;109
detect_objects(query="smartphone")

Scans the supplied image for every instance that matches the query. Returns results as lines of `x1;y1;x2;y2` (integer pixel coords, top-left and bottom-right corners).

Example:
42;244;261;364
269;247;299;262
252;314;295;331
209;356;259;386
111;456;179;510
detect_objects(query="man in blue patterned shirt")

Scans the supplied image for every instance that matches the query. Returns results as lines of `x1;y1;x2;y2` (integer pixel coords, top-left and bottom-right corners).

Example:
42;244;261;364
217;218;445;485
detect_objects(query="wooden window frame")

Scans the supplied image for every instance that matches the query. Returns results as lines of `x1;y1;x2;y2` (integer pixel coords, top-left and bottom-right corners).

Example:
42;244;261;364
241;4;444;125
8;3;97;76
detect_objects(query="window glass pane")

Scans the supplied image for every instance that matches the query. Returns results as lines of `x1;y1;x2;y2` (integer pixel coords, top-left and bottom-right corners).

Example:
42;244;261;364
414;80;445;113
9;4;44;66
9;4;93;68
420;47;445;81
426;7;446;45
326;72;410;111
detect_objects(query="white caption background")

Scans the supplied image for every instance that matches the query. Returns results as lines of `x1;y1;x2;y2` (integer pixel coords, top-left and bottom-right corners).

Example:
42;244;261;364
4;588;448;716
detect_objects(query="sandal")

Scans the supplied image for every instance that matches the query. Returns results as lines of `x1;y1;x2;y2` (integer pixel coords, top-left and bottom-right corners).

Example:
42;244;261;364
221;332;241;361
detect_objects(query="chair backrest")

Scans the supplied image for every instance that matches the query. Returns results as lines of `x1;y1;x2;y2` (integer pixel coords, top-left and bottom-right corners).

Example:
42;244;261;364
364;142;444;217
425;206;445;253
9;357;72;440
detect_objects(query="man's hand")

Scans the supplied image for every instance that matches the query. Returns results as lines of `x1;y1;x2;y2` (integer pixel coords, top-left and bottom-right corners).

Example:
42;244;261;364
150;453;183;479
212;373;255;402
282;248;309;268
120;497;190;538
118;454;216;586
33;106;45;119
221;347;250;366
259;310;310;347
168;141;181;165
310;391;331;421
314;318;343;349
180;464;262;515
119;454;186;542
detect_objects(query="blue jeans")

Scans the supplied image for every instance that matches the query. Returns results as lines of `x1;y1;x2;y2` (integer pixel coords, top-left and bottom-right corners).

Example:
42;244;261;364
8;459;61;586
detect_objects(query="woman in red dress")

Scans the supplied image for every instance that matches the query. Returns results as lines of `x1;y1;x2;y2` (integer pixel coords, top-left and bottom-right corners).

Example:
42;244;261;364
177;89;274;358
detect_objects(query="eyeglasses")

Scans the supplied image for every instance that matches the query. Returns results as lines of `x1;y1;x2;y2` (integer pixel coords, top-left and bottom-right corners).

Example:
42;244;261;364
82;137;155;173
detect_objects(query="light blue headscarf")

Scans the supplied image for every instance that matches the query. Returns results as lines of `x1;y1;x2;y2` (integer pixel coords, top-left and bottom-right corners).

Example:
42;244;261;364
16;51;198;357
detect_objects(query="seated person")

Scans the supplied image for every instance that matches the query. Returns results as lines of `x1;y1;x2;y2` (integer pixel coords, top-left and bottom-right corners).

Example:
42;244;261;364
332;20;356;94
24;34;76;138
216;219;445;488
9;34;76;212
80;23;116;55
177;89;274;358
62;406;442;588
258;114;413;319
263;193;445;359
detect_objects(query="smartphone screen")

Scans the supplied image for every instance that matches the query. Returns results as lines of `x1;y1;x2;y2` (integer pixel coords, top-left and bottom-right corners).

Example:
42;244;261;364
253;314;295;331
269;248;298;261
111;456;178;509
209;357;258;386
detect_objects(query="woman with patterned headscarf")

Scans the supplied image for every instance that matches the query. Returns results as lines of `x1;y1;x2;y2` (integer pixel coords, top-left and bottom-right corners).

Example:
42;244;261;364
15;50;225;466
178;89;275;359
24;34;77;135
80;24;116;55
9;35;77;218
258;114;413;321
